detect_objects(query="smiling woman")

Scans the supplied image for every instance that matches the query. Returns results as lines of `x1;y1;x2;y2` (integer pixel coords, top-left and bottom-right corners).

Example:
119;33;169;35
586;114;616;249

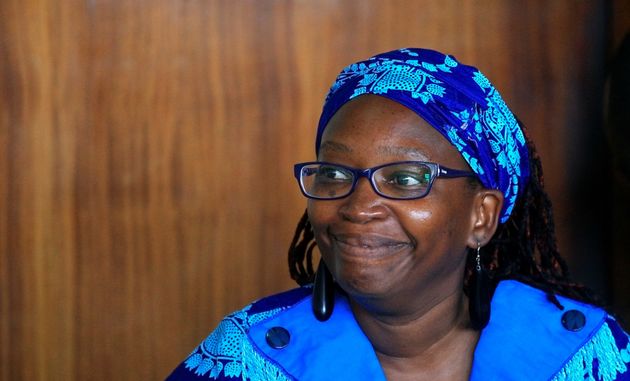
307;96;490;328
166;49;630;381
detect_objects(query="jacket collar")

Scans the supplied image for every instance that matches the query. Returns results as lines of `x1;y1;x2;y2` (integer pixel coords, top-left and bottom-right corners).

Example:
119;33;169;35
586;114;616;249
470;280;606;380
249;280;605;380
248;290;386;380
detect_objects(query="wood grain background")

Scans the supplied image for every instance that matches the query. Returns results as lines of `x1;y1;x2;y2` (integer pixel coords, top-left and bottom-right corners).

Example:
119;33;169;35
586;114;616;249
1;1;628;380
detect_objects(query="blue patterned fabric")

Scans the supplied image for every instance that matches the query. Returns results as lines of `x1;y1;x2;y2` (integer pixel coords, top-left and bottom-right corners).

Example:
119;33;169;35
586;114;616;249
316;48;529;222
166;287;311;380
166;281;630;380
180;305;286;379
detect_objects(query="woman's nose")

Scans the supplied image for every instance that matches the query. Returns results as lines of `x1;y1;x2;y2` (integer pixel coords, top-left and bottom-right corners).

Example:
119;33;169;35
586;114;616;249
338;178;388;223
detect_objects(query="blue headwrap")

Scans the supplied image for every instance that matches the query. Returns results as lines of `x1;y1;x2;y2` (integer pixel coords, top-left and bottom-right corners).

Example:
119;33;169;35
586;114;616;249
316;48;530;223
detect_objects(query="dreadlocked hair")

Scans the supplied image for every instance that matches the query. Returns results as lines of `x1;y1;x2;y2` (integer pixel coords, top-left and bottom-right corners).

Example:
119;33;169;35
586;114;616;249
288;120;602;307
288;211;317;286
466;120;602;308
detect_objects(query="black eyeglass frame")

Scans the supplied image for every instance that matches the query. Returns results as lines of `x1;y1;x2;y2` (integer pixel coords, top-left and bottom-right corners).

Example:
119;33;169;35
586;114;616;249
293;161;476;201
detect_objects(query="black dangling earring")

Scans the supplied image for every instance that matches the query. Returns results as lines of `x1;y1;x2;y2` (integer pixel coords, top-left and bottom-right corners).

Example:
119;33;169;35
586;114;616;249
312;259;335;321
469;242;491;330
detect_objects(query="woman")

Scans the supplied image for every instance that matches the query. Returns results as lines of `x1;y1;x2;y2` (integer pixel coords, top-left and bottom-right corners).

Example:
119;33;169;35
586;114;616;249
167;48;630;380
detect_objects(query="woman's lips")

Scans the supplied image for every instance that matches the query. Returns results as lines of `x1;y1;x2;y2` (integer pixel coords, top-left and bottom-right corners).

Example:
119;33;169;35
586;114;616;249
330;232;412;259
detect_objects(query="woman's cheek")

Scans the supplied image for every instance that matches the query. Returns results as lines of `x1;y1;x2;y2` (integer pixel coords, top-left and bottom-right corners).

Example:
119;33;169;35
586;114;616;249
307;201;333;249
307;200;337;228
405;209;432;223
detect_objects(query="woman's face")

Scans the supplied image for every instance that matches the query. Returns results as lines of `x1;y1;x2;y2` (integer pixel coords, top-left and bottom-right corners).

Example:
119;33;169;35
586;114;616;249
308;95;481;313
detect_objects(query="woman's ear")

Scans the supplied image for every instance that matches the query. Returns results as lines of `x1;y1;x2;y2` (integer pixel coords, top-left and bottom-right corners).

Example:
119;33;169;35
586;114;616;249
467;189;504;247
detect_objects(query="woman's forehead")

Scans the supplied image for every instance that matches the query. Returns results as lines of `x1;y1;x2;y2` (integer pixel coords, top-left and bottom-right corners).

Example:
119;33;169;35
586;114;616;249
319;140;433;162
320;95;462;163
322;95;437;138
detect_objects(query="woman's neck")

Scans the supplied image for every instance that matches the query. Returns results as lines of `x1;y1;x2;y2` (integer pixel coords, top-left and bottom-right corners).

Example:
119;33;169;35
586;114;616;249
349;289;480;381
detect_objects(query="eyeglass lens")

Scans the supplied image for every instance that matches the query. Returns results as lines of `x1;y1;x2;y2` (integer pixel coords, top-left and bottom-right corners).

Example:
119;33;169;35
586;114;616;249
299;163;434;199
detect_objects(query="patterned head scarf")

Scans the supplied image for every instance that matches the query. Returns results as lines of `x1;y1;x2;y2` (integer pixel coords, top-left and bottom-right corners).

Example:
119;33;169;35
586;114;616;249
315;48;530;223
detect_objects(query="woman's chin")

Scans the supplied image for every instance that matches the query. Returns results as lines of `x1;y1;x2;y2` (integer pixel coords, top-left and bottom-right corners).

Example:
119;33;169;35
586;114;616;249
334;269;397;300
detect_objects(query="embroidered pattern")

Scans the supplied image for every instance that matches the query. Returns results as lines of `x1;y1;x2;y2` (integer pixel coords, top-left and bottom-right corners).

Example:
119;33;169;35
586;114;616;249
475;87;524;218
551;322;630;381
242;337;291;381
334;54;454;105
184;305;286;380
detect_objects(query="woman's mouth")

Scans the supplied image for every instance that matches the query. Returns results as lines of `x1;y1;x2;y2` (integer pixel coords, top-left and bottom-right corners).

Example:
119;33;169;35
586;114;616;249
330;232;412;260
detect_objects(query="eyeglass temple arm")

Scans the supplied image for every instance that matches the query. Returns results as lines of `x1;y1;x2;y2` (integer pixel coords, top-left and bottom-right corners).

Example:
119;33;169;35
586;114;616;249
438;165;477;178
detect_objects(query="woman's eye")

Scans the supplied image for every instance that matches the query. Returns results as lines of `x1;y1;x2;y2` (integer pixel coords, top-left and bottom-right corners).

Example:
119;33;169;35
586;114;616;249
317;166;351;181
388;172;428;187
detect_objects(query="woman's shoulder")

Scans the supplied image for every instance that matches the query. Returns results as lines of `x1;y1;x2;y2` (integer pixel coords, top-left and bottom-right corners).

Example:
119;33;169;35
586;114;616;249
471;280;630;380
165;286;312;380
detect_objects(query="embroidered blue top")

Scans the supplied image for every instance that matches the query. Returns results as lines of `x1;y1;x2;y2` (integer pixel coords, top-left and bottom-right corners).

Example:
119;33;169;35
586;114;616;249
166;280;630;380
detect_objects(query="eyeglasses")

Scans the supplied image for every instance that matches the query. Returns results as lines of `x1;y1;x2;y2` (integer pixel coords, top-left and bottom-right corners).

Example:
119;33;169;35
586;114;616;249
294;161;476;200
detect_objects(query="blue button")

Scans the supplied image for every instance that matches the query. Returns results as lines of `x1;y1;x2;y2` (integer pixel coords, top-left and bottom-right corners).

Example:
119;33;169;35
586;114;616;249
561;310;586;332
265;327;290;349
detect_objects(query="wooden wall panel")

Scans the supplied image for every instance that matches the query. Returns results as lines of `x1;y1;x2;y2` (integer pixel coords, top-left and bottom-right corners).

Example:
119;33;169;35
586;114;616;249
0;1;620;380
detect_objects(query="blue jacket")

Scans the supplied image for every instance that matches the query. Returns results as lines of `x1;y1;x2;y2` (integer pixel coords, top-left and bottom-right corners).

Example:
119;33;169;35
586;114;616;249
167;280;630;380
